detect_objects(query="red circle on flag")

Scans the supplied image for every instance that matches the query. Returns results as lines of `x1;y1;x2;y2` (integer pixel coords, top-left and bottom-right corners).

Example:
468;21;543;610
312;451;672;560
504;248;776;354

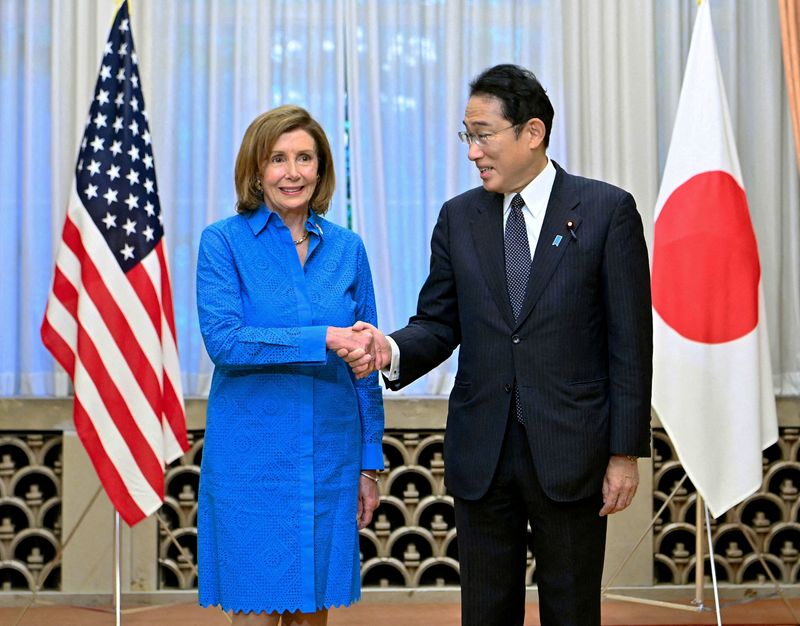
652;170;760;344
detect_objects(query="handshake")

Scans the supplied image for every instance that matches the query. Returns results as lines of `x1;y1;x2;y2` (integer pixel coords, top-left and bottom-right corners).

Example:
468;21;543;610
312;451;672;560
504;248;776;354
325;322;390;379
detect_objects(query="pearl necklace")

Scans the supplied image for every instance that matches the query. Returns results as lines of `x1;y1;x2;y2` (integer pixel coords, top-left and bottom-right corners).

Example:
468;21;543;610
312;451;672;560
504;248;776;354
293;231;309;246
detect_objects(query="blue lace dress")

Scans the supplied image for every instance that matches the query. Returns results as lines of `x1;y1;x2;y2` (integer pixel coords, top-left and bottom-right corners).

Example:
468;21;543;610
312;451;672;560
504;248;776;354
196;205;384;614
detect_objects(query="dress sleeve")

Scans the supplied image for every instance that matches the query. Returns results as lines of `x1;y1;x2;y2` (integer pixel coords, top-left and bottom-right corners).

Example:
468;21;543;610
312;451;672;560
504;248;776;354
196;225;328;369
351;239;385;470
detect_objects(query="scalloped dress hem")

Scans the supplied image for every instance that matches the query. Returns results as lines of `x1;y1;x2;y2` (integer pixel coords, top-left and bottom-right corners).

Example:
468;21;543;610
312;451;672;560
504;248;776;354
198;595;361;615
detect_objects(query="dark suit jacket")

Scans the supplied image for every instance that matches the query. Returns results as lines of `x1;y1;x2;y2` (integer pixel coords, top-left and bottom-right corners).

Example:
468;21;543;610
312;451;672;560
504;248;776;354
386;162;652;502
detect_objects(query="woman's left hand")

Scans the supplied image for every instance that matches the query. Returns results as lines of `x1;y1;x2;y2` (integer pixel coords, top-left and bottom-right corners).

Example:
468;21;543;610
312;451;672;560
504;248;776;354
357;473;380;530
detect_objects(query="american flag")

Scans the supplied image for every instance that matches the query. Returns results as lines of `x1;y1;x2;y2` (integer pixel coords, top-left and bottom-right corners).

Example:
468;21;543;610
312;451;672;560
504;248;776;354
41;0;188;526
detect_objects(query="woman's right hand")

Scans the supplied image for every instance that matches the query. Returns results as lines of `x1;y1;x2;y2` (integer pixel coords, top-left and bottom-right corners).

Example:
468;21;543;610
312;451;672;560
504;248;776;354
326;326;375;368
341;322;390;379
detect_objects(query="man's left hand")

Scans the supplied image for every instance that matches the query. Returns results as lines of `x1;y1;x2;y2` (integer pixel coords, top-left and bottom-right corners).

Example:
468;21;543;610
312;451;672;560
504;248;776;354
599;455;639;516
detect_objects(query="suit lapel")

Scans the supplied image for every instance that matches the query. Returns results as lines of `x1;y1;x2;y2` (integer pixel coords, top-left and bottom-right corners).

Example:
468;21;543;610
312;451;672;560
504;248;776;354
470;192;516;327
514;165;581;329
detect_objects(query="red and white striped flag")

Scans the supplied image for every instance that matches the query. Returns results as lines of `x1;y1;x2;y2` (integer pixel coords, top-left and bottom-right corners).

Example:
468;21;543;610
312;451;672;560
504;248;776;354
41;0;188;526
651;0;778;518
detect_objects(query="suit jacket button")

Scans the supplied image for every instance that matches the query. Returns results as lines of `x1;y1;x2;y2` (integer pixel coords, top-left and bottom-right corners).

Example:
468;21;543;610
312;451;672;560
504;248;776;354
511;335;521;344
504;384;512;393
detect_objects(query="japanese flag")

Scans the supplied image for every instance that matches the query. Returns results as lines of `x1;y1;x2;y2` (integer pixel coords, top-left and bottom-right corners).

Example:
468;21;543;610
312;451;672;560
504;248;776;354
651;0;778;518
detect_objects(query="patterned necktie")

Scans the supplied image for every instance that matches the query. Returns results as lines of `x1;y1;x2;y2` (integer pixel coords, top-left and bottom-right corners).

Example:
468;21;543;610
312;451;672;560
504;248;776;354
505;194;531;319
504;193;531;424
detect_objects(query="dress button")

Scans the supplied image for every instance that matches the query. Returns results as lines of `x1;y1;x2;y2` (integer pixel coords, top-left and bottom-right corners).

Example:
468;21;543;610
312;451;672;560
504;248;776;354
504;384;512;393
511;335;521;344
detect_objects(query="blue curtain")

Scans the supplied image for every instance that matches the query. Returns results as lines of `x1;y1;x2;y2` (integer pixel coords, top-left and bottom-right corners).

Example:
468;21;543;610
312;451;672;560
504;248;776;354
2;0;798;397
0;0;54;395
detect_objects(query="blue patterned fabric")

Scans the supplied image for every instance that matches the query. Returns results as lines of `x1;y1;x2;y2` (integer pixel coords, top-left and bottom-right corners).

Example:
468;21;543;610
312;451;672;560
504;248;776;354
195;204;384;614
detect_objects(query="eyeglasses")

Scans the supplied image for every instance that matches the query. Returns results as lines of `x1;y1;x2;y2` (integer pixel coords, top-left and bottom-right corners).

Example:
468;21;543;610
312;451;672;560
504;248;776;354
457;124;517;147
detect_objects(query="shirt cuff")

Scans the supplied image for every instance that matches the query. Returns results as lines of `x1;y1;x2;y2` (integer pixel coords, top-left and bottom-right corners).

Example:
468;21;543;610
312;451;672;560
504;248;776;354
299;326;328;363
361;442;385;470
383;335;401;381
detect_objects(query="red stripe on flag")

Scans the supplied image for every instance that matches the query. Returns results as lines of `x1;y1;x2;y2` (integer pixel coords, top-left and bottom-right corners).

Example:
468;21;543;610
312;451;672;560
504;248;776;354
73;397;147;526
127;262;162;336
52;267;80;319
62;218;165;419
40;265;81;377
155;241;189;455
163;375;190;449
156;243;178;340
40;317;76;378
74;321;165;499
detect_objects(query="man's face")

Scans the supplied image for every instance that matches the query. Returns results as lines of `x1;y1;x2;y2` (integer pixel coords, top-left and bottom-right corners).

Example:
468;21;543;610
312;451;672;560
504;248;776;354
463;95;539;195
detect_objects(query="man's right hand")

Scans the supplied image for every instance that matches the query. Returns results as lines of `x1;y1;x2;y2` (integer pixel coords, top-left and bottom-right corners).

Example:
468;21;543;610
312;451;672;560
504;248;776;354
337;321;390;379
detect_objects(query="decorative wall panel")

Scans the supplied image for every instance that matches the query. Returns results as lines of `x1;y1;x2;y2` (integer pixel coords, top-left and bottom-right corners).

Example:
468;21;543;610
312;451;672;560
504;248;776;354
3;400;799;595
360;432;463;588
155;427;800;589
652;428;794;585
158;433;202;590
0;434;62;591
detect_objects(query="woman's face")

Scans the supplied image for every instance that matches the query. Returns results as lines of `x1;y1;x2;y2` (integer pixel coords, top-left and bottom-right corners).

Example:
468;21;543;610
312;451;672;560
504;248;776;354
260;128;319;216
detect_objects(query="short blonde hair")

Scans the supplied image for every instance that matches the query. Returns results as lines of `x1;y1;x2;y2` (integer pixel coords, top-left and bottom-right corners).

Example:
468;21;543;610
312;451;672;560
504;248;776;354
234;105;336;215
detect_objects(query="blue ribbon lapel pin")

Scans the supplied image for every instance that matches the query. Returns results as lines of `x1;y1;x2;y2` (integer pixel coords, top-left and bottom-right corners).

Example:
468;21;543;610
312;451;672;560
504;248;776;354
552;234;563;247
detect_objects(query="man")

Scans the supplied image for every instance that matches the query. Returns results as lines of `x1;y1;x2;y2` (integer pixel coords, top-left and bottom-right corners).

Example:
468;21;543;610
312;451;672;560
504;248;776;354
346;64;652;626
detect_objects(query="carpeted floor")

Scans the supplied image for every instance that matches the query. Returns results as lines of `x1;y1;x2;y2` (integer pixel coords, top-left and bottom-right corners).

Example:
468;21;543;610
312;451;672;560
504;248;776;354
0;597;799;626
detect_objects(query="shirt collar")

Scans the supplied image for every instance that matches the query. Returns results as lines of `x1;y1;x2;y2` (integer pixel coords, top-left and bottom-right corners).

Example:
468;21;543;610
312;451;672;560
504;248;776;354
245;203;270;235
503;158;556;219
246;203;324;239
306;210;325;239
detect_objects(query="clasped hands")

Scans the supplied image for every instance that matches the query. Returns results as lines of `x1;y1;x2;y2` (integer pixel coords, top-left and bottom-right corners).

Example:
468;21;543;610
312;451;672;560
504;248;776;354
325;322;389;379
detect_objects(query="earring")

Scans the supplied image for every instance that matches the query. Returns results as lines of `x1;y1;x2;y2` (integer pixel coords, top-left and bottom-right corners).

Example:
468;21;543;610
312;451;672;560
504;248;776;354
253;177;263;192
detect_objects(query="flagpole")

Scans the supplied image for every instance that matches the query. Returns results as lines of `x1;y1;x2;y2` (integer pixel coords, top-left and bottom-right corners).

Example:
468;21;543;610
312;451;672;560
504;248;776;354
694;494;704;607
704;502;723;626
114;511;121;626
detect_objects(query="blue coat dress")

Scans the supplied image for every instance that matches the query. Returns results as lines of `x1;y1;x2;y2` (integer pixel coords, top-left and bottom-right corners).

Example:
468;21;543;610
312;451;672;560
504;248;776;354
196;205;385;614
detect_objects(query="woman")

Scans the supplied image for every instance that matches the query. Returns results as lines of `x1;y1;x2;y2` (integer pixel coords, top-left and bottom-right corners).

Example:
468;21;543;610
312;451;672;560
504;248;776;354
196;105;384;626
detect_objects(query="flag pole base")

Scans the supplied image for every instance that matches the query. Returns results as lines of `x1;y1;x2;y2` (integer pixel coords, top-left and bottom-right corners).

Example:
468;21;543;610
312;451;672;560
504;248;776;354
603;593;708;612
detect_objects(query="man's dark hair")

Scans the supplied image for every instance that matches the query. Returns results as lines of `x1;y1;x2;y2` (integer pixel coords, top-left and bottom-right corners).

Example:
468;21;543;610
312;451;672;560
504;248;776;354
469;64;554;147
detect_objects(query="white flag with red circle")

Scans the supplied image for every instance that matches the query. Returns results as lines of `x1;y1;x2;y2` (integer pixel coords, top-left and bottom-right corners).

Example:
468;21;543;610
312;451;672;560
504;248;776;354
651;0;778;518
